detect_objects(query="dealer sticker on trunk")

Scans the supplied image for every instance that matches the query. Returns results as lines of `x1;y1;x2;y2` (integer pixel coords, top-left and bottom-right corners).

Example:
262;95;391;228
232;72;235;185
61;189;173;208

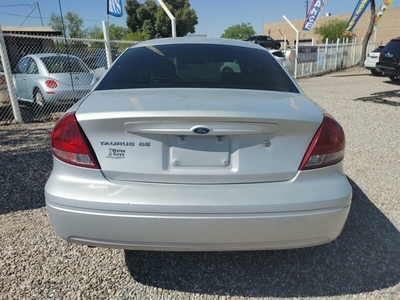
106;148;126;159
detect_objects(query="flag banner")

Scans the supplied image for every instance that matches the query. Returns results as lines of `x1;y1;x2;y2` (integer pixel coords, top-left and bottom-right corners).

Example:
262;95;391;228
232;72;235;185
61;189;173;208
108;0;123;17
344;0;371;33
302;0;327;31
374;0;393;28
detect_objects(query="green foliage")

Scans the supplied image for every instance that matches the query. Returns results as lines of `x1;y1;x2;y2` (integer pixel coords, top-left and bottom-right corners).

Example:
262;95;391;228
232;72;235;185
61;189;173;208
48;12;86;38
314;19;352;43
125;0;198;38
123;31;151;41
116;31;150;52
109;24;131;40
221;23;256;40
87;26;103;39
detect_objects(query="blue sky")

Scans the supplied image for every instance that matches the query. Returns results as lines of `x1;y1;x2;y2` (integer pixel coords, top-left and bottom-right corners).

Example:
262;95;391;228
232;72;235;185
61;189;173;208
0;0;397;38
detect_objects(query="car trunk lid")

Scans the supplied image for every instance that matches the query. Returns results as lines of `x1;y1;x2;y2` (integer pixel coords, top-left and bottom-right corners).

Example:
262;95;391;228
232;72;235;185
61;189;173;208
76;88;323;184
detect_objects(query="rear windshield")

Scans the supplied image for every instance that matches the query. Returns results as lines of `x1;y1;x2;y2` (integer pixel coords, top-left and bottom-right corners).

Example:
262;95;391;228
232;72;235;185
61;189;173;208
96;44;299;93
41;56;89;73
383;40;400;53
372;46;384;53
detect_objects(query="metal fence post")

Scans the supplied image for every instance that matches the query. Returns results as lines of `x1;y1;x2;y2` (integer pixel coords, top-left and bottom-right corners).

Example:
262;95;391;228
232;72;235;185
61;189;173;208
310;38;314;75
335;38;339;70
102;21;112;69
0;23;22;122
323;38;328;71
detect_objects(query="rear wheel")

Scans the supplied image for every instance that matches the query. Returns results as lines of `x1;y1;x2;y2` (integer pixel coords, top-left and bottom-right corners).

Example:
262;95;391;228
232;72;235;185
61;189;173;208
33;89;47;119
371;69;383;76
275;44;281;50
34;89;45;107
389;75;400;82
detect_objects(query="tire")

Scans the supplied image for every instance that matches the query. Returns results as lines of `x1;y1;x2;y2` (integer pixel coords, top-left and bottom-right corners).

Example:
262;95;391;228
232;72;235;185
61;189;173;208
389;75;400;82
34;89;45;107
371;69;383;76
275;44;281;50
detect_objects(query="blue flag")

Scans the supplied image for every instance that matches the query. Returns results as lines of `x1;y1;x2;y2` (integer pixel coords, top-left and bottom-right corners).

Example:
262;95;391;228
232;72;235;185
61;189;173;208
344;0;370;32
108;0;123;17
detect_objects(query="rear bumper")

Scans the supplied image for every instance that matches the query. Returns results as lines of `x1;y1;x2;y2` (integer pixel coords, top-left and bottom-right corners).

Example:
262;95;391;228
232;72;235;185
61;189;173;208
376;63;400;75
45;161;352;251
364;59;378;70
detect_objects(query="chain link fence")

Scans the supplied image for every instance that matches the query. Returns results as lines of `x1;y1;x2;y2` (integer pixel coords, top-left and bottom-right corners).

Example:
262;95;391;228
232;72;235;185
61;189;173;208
0;28;368;125
0;29;138;125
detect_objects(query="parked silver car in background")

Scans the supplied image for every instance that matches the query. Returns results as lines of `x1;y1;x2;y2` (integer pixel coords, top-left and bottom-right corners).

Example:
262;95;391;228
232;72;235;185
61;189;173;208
268;49;285;65
45;38;352;252
14;53;98;107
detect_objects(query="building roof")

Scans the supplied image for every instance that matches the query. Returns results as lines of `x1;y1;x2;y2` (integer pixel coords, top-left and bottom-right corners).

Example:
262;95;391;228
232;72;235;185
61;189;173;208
1;26;62;36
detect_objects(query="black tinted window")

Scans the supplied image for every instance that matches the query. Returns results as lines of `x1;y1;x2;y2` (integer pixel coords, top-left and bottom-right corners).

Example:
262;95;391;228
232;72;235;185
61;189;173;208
41;56;89;73
372;46;384;53
96;44;299;93
383;41;400;53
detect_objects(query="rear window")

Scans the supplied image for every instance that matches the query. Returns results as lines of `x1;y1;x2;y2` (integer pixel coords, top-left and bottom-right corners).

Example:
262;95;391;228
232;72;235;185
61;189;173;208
372;46;384;53
271;51;284;58
96;44;299;93
41;56;89;73
383;40;400;53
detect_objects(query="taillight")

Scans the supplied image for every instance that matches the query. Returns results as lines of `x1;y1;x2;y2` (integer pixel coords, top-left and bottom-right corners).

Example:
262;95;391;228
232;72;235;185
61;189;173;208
45;80;58;88
51;111;100;169
299;114;345;170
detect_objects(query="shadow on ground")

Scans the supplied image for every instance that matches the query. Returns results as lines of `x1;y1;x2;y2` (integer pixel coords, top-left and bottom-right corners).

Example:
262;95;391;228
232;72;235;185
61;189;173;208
331;73;370;78
0;125;52;214
125;178;400;297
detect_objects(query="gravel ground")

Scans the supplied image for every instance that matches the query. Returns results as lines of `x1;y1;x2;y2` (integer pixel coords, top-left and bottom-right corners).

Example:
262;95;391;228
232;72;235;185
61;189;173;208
1;66;399;299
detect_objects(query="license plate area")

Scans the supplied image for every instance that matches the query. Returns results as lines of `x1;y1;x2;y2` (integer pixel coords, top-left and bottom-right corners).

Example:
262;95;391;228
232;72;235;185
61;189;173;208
171;136;229;167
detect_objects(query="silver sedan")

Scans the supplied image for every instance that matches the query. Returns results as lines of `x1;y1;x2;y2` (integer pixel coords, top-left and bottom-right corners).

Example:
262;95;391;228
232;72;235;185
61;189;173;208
14;53;98;106
45;38;352;251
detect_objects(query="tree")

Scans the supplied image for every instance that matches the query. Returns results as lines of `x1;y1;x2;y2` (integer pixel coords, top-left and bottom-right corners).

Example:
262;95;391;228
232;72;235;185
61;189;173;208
125;0;198;38
87;24;130;41
87;25;103;39
109;24;131;40
221;23;255;40
314;19;349;43
48;12;86;38
359;0;376;67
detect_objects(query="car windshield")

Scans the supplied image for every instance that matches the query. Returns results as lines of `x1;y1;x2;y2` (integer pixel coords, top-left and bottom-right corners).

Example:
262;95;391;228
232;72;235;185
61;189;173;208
96;43;299;93
41;56;89;73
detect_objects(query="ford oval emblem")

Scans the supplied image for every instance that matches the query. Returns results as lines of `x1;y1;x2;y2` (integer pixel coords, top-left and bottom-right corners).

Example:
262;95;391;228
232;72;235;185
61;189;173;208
191;125;211;134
